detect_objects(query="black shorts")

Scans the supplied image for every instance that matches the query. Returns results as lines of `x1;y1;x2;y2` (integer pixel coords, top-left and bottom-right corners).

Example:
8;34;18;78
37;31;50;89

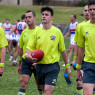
21;58;36;77
83;62;95;83
36;62;60;86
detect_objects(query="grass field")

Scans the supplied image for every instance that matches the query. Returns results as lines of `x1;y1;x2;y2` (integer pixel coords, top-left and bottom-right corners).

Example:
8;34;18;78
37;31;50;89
0;5;84;24
0;37;77;95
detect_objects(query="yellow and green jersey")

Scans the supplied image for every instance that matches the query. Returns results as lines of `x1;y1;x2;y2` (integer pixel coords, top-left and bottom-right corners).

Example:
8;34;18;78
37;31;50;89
77;21;95;63
26;25;65;64
19;26;39;56
0;27;8;58
74;20;90;43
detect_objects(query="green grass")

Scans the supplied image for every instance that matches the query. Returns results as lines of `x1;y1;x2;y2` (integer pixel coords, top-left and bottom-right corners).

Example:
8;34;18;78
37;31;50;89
0;5;84;23
0;37;77;95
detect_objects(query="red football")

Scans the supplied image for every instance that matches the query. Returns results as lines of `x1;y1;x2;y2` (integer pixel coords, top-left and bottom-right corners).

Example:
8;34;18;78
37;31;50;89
31;49;44;62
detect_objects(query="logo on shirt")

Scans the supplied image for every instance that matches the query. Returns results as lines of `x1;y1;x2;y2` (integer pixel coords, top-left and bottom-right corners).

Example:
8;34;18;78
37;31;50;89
24;35;26;37
50;36;56;40
38;37;40;39
52;79;57;84
85;32;89;35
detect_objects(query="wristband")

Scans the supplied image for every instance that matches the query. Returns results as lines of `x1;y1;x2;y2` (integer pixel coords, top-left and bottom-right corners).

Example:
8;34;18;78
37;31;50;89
76;64;81;69
65;64;70;69
23;53;28;59
18;56;22;61
0;63;4;68
74;56;78;60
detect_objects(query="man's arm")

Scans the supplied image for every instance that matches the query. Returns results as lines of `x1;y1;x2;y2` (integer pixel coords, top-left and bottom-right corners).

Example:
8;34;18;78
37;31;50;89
0;47;6;75
17;47;23;74
78;47;84;65
10;24;13;30
61;50;71;78
9;26;17;35
1;24;5;30
72;43;79;65
77;46;85;81
64;29;70;38
1;47;6;63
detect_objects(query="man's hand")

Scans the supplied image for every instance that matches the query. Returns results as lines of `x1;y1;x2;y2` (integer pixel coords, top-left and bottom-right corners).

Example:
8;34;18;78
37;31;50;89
31;57;38;63
0;67;4;76
72;60;77;66
77;69;82;81
17;61;21;74
17;65;21;74
65;68;71;79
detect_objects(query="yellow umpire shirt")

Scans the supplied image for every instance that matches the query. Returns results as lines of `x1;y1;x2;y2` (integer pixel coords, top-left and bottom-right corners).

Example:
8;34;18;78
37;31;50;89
74;20;90;43
19;26;39;56
77;21;95;63
26;25;66;64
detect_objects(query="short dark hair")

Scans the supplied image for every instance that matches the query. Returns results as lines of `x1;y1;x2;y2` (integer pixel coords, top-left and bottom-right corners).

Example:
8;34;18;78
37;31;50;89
26;10;36;17
72;14;77;19
16;19;20;22
41;7;53;16
88;0;95;7
6;19;9;21
12;40;17;47
21;14;26;20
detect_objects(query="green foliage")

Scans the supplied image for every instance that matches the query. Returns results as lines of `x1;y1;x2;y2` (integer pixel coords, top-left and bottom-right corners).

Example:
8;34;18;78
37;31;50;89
77;0;88;7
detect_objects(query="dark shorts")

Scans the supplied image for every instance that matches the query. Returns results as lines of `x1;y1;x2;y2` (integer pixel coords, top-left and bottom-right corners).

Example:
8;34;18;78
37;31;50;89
36;62;60;86
21;58;36;77
83;62;95;83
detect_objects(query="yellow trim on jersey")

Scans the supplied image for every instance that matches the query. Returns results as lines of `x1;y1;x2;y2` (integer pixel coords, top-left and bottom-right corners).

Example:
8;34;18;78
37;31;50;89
26;26;65;64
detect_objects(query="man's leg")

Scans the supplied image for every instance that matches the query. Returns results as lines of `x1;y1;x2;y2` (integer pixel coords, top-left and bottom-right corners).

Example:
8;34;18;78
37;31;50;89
44;85;55;95
67;44;74;62
9;42;13;61
83;83;94;95
13;45;18;66
77;70;83;95
18;74;30;95
33;67;44;95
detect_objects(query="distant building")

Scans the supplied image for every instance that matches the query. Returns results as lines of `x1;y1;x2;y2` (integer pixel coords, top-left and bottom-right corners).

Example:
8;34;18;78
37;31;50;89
0;0;33;5
0;0;88;6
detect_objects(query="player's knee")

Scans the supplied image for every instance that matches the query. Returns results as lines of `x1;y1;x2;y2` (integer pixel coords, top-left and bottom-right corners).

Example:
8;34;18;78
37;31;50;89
44;89;52;95
76;79;83;87
44;87;53;95
20;77;28;89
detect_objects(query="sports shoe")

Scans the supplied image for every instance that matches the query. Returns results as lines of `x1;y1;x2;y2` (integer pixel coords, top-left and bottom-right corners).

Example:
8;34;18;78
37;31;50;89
12;60;18;66
62;64;65;66
9;56;13;61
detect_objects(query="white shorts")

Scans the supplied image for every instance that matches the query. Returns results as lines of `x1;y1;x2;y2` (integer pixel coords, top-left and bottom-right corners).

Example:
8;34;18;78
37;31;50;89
9;34;19;42
70;34;76;45
16;34;21;41
5;35;10;40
